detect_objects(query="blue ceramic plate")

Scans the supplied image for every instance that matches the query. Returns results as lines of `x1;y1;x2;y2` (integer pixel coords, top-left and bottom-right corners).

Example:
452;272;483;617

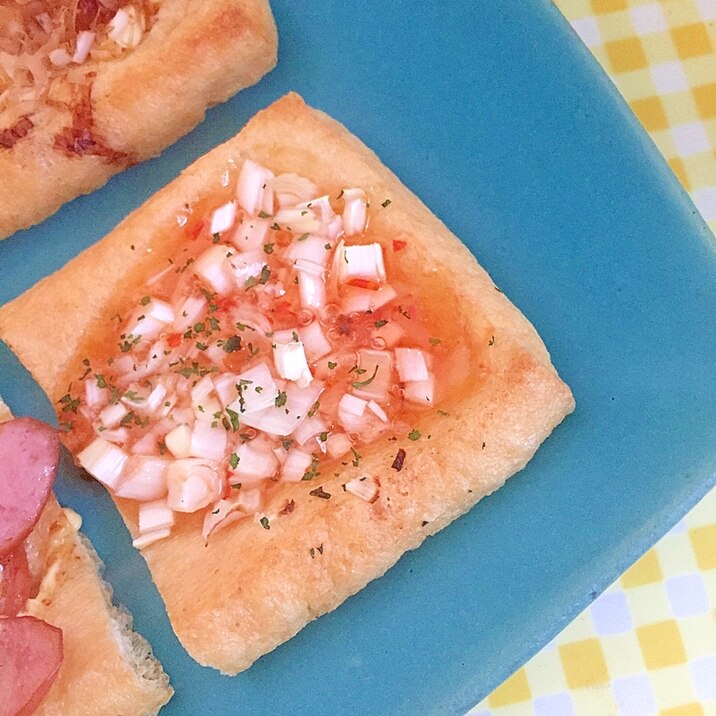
1;1;714;713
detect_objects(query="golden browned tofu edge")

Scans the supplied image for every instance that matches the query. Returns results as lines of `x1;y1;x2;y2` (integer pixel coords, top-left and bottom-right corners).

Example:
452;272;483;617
0;93;574;674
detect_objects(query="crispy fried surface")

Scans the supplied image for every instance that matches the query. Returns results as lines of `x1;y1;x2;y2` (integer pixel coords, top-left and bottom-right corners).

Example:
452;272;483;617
0;0;277;239
0;93;574;674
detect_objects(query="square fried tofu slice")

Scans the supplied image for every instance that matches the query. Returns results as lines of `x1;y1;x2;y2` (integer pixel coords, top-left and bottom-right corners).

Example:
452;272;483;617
0;93;574;674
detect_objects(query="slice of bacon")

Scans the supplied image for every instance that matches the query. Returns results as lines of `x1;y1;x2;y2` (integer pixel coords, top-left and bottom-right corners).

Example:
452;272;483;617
0;616;63;716
0;547;31;617
0;419;59;558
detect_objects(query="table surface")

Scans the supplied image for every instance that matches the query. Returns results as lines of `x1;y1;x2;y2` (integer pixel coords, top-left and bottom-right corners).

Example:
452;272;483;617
0;1;713;714
473;0;716;713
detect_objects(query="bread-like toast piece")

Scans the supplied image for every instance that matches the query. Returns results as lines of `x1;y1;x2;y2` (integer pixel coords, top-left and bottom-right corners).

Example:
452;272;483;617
0;398;172;715
0;0;277;239
0;93;574;673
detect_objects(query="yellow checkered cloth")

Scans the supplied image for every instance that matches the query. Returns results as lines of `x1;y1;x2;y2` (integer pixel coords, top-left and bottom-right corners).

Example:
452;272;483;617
471;1;716;713
565;0;716;234
471;491;716;715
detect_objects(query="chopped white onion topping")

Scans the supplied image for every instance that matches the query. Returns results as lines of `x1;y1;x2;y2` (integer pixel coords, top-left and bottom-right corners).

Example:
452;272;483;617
340;243;386;283
190;374;215;406
77;438;128;491
137;500;174;533
127;316;164;343
72;31;95;64
293;259;324;276
345;476;380;503
164;424;192;459
403;373;435;405
341;284;397;314
299;321;332;361
166;459;221;512
114;456;168;501
367;400;388;422
205;343;227;366
297;196;335;224
108;8;130;37
274;174;319;208
170;407;194;425
112;355;135;375
325;215;344;242
292;416;328;446
129;431;159;455
273;340;313;388
99;401;128;429
194;396;222;423
210;201;237;235
231;217;269;252
146;299;174;324
231;440;278;482
201;496;244;541
173;295;207;332
193;245;235;296
352;349;392;401
232;305;272;334
108;6;144;49
189;422;227;461
212;372;240;407
240;382;323;436
395;348;429;382
230;362;278;414
144;384;167;414
84;379;106;409
373;320;405;348
123;298;173;343
226;249;267;287
237;488;262;513
49;48;71;67
75;161;441;537
135;341;171;383
325;432;352;459
285;236;333;267
274;208;321;234
236;159;274;216
272;328;299;343
338;393;368;432
338;393;367;417
297;269;326;310
342;188;368;236
281;448;313;481
132;527;171;550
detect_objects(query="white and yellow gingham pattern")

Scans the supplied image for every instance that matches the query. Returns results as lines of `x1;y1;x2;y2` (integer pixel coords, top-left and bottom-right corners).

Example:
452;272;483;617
565;0;716;235
471;1;716;713
471;490;716;715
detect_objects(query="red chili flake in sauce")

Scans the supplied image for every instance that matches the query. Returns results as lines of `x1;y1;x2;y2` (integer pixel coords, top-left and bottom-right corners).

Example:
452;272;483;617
392;240;407;252
273;300;295;316
391;448;406;472
166;333;182;348
0;116;34;150
278;499;296;516
216;297;236;313
186;219;205;241
347;278;381;290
